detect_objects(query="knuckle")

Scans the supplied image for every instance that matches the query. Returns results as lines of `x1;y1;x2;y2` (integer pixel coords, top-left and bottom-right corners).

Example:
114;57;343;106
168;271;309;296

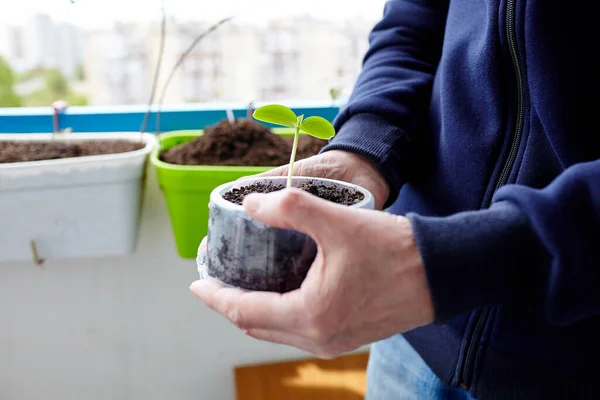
307;322;335;346
225;306;246;330
314;346;339;360
279;189;305;214
304;305;335;344
302;295;339;346
241;328;253;338
308;308;330;332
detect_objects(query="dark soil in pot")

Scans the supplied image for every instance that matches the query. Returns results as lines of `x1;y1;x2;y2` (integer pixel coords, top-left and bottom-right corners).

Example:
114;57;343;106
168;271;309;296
222;181;365;206
0;140;145;164
159;119;327;166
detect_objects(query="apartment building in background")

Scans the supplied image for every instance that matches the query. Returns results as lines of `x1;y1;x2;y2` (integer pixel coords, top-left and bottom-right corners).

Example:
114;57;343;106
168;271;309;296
2;13;374;106
83;23;151;105
0;14;83;78
82;16;374;106
261;17;371;101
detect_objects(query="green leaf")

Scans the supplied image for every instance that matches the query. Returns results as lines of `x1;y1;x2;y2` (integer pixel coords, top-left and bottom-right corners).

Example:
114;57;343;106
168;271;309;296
252;104;298;128
299;116;335;140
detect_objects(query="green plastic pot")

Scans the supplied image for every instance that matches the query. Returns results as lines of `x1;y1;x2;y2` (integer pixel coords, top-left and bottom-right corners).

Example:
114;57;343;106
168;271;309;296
151;128;295;258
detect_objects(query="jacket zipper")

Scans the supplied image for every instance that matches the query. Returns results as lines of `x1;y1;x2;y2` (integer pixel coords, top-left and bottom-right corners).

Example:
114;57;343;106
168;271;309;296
460;0;525;389
496;0;526;194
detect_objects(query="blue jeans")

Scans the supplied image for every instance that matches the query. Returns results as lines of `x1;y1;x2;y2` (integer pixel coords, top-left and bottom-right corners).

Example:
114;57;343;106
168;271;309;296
366;335;475;400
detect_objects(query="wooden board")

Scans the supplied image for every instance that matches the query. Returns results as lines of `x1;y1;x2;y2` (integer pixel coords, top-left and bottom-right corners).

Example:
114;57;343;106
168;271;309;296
235;352;369;400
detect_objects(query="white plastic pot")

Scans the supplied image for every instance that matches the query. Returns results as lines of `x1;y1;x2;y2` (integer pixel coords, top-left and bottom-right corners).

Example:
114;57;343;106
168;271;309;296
0;132;156;263
198;176;375;292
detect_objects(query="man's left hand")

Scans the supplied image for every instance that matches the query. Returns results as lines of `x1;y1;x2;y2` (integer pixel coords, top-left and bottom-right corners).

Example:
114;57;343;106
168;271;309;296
190;188;434;358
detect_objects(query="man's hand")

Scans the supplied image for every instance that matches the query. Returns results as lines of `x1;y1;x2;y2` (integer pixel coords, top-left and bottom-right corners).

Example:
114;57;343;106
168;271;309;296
251;150;391;210
190;188;434;358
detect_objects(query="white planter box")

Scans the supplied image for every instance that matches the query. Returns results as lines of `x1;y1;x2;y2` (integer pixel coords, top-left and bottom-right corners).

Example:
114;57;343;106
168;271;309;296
0;132;156;263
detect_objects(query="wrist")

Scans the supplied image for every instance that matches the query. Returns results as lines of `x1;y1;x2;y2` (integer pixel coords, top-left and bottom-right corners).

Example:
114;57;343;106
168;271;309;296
391;216;435;328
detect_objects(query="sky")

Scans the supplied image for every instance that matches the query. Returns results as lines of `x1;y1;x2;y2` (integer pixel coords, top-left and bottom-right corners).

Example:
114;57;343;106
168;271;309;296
1;0;388;28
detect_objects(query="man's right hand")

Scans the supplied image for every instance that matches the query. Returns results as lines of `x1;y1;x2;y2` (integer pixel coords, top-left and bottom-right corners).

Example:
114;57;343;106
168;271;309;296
250;150;391;210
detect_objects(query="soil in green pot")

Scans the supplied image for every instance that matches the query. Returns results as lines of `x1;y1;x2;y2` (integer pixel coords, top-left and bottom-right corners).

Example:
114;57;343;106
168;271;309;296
222;181;365;206
159;118;328;166
0;140;144;164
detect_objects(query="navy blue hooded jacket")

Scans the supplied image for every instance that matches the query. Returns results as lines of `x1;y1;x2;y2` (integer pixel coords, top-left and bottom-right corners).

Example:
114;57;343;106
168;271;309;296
321;0;600;398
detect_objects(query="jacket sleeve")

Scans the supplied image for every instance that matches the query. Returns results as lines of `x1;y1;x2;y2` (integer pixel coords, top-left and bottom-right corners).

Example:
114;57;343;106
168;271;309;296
321;0;449;207
408;159;600;326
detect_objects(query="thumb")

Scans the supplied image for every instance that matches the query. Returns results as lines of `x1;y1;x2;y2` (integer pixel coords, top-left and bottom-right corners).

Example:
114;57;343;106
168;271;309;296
242;188;345;242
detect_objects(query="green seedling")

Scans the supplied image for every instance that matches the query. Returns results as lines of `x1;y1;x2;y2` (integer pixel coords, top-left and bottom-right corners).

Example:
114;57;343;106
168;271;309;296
253;104;335;188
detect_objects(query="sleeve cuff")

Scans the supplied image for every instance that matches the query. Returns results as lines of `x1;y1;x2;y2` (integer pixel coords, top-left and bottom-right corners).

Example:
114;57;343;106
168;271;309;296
319;113;410;208
407;201;544;322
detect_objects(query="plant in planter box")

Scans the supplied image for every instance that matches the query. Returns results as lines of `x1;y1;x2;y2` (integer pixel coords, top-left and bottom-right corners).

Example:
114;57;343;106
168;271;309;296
0;125;156;263
197;104;375;293
150;104;330;259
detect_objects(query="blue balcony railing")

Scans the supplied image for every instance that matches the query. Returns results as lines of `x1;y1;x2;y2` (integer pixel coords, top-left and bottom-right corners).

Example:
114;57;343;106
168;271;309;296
0;102;342;134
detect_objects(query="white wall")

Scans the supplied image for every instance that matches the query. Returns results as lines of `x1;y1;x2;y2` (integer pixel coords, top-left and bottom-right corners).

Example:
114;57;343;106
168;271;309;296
0;168;346;400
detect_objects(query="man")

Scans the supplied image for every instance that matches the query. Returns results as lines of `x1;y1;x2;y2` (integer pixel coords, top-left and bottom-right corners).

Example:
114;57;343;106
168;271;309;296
190;0;600;398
